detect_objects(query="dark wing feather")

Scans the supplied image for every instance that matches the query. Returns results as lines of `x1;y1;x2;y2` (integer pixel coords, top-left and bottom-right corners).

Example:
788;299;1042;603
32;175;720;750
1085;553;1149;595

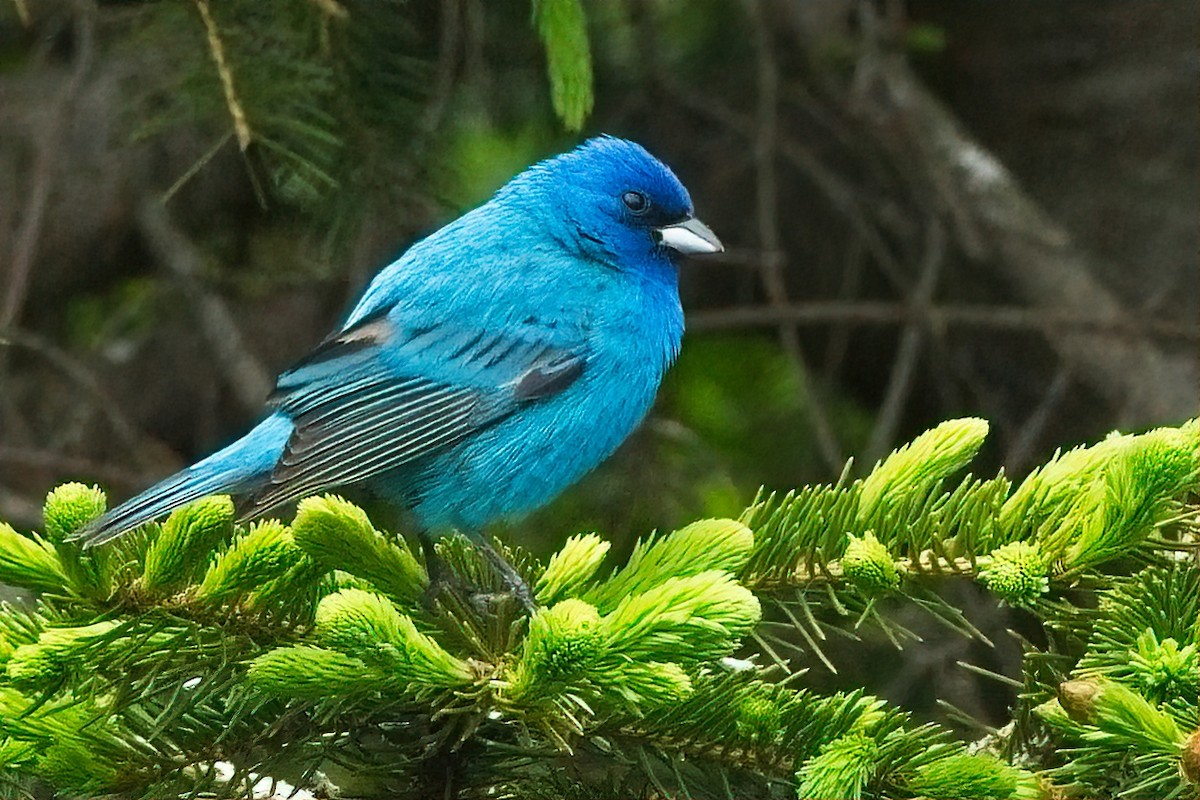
240;315;585;518
514;351;586;400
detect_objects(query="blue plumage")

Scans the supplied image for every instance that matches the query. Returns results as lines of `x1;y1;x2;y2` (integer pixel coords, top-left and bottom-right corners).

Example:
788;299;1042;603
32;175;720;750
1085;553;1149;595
74;136;722;549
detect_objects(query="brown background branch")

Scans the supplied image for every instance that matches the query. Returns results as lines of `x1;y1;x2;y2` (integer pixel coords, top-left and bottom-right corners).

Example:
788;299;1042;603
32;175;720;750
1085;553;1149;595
689;301;1199;342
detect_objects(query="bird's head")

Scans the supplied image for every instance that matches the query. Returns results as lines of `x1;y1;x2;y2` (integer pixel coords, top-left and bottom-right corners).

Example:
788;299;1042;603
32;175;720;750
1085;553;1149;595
500;136;723;276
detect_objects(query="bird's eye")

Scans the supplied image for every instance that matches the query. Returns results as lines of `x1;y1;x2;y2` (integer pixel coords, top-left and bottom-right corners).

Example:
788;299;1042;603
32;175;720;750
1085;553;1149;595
622;190;649;214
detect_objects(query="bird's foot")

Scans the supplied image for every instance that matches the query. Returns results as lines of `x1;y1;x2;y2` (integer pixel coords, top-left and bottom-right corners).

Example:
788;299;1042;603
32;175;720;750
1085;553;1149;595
476;537;538;614
419;533;470;613
498;575;536;614
418;530;537;615
422;571;468;614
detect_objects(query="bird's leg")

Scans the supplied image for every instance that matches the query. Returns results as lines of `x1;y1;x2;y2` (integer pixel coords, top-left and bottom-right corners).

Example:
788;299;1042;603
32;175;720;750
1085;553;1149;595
418;528;465;611
419;525;536;613
473;535;536;613
417;527;443;583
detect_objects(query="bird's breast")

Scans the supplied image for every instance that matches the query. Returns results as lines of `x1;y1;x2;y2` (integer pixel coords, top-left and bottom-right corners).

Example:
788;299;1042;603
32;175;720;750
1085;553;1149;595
408;280;683;531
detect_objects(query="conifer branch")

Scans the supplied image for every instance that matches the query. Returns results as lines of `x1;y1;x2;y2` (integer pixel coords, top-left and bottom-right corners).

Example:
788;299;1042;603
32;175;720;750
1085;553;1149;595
0;418;1194;797
194;0;252;152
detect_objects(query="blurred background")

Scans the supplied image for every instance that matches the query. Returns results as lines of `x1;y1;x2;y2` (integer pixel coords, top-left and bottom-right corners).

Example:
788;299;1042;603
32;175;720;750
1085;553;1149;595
0;0;1196;733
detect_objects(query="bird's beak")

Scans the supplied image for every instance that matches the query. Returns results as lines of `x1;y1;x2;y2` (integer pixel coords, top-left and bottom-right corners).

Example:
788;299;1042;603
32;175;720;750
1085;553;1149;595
656;216;724;255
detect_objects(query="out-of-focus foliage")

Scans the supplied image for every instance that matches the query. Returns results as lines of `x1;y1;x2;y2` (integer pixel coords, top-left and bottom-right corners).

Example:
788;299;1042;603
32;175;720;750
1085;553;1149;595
533;0;593;131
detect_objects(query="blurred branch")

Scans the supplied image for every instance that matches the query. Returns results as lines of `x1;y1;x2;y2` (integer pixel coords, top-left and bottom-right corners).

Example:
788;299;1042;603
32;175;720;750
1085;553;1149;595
0;136;50;331
688;301;1200;341
744;0;844;474
1005;366;1073;475
864;217;945;465
664;77;910;295
821;238;866;382
306;0;346;19
0;329;165;471
10;0;29;26
162;131;235;205
0;447;152;490
848;46;1200;423
1;0;95;332
419;0;461;135
136;200;273;413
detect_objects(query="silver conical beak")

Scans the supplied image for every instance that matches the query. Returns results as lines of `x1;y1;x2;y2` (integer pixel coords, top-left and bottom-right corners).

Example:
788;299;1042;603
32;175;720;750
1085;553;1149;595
656;216;724;255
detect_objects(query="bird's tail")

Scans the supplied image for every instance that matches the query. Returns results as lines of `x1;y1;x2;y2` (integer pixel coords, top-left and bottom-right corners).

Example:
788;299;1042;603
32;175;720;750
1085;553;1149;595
69;414;293;548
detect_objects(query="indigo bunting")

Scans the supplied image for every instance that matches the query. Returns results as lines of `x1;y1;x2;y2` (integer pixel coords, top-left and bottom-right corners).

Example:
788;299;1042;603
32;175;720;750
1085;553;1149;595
73;136;722;596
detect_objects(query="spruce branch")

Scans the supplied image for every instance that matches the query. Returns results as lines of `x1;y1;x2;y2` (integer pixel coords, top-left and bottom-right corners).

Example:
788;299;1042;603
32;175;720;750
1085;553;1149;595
195;520;303;604
532;0;594;131
291;495;427;606
741;418;1199;613
535;533;609;606
0;523;67;596
1010;561;1200;799
141;496;235;595
193;0;252;152
0;417;1193;797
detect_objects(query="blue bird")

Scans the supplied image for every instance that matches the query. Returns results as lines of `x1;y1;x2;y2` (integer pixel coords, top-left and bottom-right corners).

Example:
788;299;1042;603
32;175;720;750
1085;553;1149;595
71;136;722;598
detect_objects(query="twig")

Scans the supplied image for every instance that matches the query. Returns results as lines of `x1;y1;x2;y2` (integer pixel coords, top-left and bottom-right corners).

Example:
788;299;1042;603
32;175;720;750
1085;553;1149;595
852;4;990;263
136;200;273;412
748;553;979;592
162;131;235;205
0;329;164;470
848;46;1199;422
0;447;154;490
1005;366;1073;475
664;76;911;296
1;0;95;332
462;0;485;90
306;0;347;19
864;218;945;465
687;301;1200;341
822;238;865;382
775;136;911;293
743;0;844;474
1;130;52;332
194;0;252;152
420;0;461;135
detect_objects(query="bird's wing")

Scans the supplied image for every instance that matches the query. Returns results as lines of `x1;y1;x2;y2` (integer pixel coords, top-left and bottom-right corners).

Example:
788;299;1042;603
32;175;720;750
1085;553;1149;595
241;311;586;518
